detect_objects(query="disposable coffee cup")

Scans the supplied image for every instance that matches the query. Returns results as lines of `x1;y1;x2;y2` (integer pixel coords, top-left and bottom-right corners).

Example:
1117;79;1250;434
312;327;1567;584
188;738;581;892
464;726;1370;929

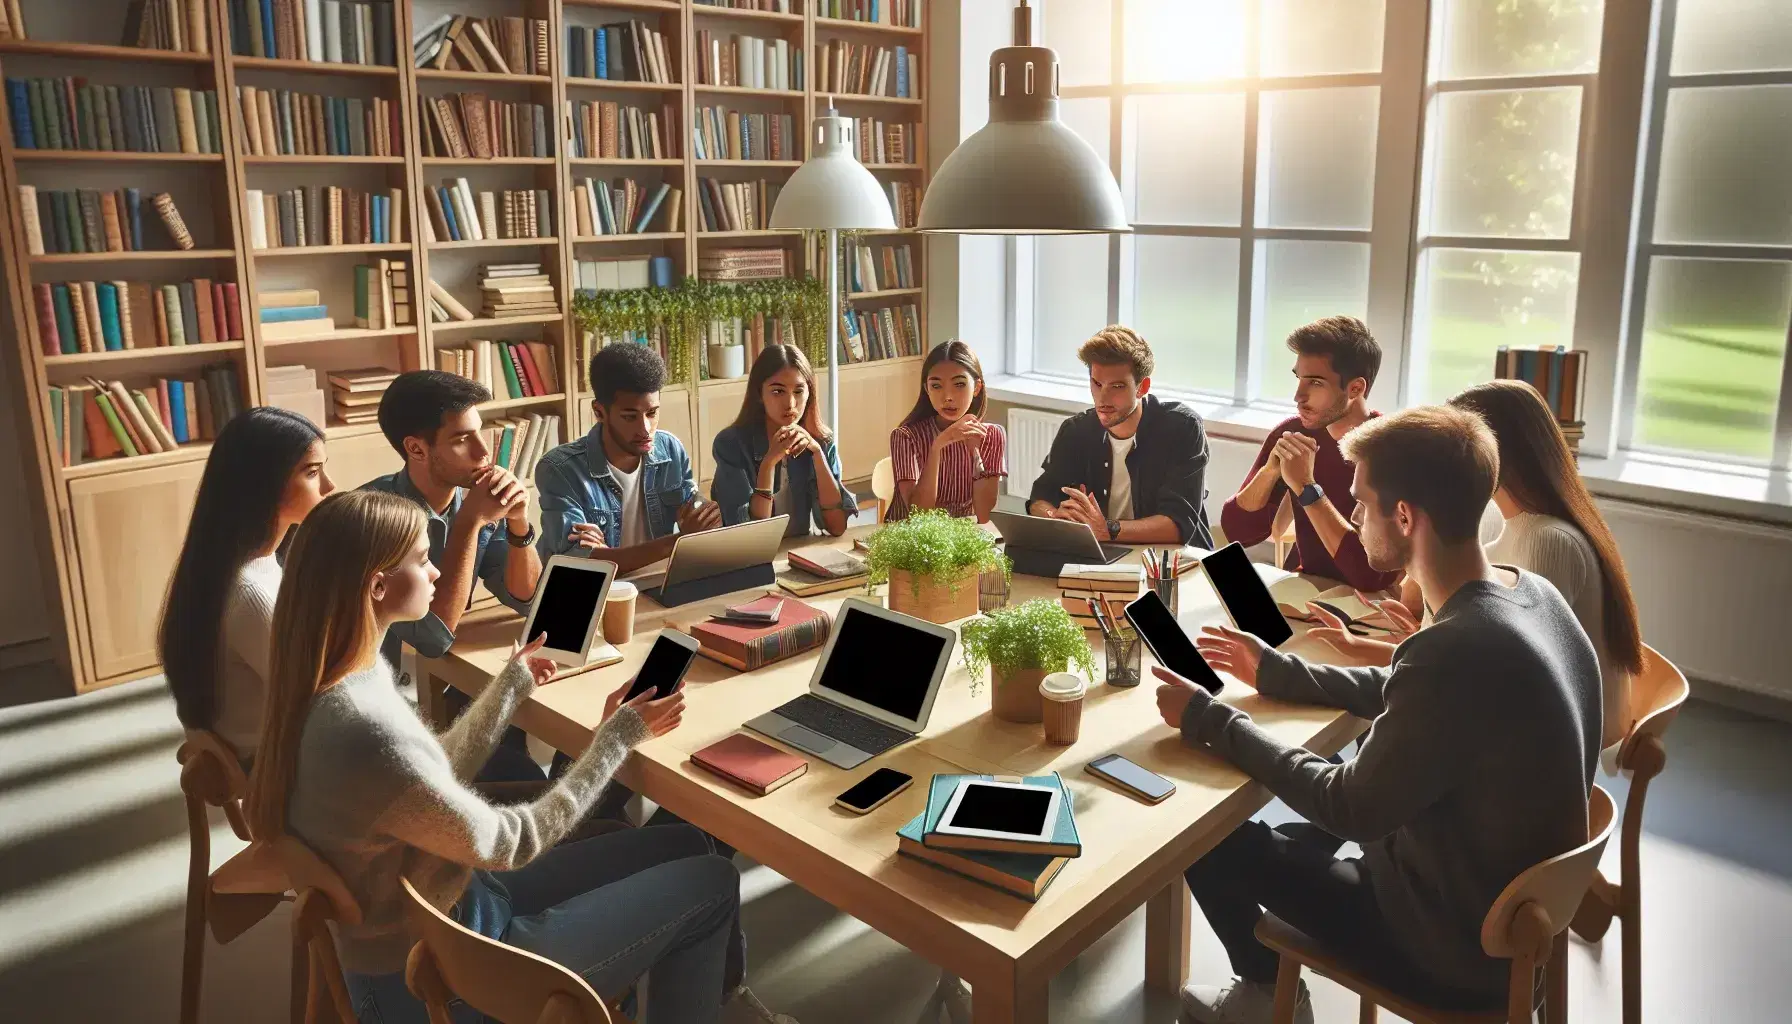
1039;672;1087;745
602;581;638;645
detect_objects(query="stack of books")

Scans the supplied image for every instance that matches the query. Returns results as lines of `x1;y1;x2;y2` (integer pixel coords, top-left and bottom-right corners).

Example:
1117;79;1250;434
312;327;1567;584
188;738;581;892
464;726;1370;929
484;412;560;478
33;278;240;356
6;81;221;154
480;263;556;319
573;254;674;294
46;366;243;464
692;106;797;162
1493;345;1588;453
699;247;786;282
885;181;921;229
235;86;397;157
257;287;334;340
264;364;325;427
355;259;410;328
418;93;550;160
1058;563;1143;630
847;241;915;293
896;773;1079;903
19;187;192;255
816;41;917;99
568;99;679;160
694;31;803;91
822;0;922;28
438;338;559;399
328;367;396;426
850;117;919;165
838;303;921;363
425;278;475;322
695;177;781;233
695;0;793;11
414;14;550;75
120;0;213;54
687;595;831;671
421;180;552;242
570;177;679;237
229;1;394;65
566;20;676;83
244;185;404;248
775;544;868;598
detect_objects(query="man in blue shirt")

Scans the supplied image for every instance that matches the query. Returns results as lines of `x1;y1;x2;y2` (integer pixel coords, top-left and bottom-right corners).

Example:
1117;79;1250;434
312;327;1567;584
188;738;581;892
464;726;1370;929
536;343;721;570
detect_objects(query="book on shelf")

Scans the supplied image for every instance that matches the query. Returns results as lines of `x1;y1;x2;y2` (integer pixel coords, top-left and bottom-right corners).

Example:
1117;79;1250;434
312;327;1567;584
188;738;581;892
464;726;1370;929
236;87;397;157
258;284;339;339
425;277;476;323
570;177;679;237
699;247;787;282
244;186;405;248
1493;346;1589;438
684;595;831;672
692;106;797;162
566;20;676;84
264;363;326;427
693;1;794;12
228;0;395;66
439;339;560;400
836;303;921;363
840;238;916;293
118;0;212;54
821;0;923;29
18;186;194;254
920;773;1081;859
6;81;222;155
327;367;396;425
694;30;803;92
896;813;1066;903
884;181;921;228
47;363;242;464
34;279;240;356
816;40;918;99
478;263;556;320
572;255;675;294
846;117;919;165
418;93;550;160
568;99;680;161
695;177;782;233
481;412;560;478
413;15;549;75
420;180;552;243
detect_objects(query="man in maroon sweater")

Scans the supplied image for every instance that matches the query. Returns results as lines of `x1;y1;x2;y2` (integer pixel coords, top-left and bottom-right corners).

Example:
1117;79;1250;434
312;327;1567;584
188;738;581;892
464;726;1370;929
1221;317;1401;593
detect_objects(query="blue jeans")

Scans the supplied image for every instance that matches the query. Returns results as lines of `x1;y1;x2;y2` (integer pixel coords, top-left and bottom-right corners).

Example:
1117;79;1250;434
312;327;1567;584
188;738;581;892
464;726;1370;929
346;824;739;1024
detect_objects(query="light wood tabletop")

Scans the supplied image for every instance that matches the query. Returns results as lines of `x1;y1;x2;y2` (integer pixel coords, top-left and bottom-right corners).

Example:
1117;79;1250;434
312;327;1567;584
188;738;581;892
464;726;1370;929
420;527;1366;1024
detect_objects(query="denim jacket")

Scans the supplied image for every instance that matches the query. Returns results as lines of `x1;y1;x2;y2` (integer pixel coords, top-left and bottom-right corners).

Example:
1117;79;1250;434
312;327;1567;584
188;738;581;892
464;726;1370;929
709;423;857;533
534;426;698;558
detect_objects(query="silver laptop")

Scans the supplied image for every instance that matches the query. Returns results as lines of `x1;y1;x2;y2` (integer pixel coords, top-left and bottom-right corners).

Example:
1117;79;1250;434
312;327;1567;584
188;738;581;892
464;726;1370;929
745;598;957;769
988;510;1130;564
656;514;790;589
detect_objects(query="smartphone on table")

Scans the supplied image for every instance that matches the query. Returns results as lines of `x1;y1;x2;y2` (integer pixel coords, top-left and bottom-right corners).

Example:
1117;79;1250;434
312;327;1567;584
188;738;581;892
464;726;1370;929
834;767;914;815
1086;754;1176;804
623;629;701;702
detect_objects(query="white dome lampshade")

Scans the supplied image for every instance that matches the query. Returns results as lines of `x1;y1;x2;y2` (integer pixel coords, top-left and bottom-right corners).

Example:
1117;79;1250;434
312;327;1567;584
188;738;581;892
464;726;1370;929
769;110;896;231
918;1;1128;234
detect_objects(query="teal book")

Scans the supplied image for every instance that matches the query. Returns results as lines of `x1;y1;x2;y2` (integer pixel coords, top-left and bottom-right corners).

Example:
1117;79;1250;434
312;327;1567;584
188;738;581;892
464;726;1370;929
95;282;123;351
920;772;1082;859
50;285;77;354
896;812;1067;903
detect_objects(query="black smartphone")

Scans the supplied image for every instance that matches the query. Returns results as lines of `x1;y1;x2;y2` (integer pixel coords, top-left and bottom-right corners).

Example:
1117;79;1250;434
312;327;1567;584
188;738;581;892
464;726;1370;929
1086;754;1176;803
1123;589;1225;692
1200;541;1294;648
623;630;701;702
834;768;914;814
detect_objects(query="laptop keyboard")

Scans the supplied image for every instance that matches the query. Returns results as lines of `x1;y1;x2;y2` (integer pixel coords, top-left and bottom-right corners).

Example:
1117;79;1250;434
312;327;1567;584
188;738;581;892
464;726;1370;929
775;694;911;754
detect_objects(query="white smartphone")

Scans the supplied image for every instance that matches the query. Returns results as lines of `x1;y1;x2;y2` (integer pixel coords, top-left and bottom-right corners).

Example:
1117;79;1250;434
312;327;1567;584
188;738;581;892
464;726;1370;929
834;767;914;815
522;556;619;666
1086;754;1176;804
622;629;701;702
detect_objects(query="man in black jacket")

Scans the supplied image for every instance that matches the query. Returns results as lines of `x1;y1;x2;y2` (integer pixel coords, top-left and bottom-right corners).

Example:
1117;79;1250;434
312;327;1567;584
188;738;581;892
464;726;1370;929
1026;325;1214;547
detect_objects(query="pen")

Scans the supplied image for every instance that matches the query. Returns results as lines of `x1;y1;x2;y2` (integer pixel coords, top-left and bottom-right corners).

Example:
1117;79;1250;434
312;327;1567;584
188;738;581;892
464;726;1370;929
1087;598;1114;644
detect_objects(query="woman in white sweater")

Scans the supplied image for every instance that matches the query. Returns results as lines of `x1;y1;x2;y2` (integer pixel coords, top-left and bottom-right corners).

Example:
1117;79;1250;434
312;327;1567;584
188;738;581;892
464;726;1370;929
247;490;776;1024
159;407;333;760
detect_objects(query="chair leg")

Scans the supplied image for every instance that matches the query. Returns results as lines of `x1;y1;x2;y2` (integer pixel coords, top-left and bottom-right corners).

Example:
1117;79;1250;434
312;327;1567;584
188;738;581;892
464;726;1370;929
1272;957;1302;1024
1621;886;1641;1024
1508;955;1536;1024
292;928;310;1024
181;797;208;1024
1546;932;1568;1024
1358;997;1379;1023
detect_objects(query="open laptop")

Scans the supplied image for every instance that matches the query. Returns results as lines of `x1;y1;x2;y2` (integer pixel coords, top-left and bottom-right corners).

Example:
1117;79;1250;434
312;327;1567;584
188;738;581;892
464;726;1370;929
636;514;789;604
988;509;1129;577
745;598;957;769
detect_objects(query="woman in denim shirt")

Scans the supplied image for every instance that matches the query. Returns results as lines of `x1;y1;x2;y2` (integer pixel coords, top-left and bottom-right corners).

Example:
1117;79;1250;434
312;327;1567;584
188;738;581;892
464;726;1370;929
710;345;855;536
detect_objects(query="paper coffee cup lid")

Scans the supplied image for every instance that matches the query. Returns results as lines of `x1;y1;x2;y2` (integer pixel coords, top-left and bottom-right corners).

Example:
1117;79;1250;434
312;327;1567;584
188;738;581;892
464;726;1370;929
608;581;637;599
1039;672;1086;700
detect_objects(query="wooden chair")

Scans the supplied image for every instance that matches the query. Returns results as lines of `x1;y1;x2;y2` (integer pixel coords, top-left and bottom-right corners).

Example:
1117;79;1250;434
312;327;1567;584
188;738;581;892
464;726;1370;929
245;836;363;1024
401;877;632;1024
1258;784;1617;1024
1272;493;1297;568
871;456;896;522
1570;645;1690;1024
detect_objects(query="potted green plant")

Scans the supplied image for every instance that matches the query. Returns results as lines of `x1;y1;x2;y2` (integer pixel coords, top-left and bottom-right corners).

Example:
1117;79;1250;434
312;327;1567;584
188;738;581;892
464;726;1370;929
864;509;1008;624
960;599;1098;723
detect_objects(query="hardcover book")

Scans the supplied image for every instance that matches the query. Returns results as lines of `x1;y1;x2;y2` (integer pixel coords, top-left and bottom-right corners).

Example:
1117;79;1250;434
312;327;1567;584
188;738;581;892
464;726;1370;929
687;596;830;672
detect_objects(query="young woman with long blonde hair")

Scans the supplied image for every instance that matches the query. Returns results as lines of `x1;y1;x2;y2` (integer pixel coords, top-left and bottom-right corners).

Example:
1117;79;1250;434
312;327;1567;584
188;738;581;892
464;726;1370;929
247;489;773;1024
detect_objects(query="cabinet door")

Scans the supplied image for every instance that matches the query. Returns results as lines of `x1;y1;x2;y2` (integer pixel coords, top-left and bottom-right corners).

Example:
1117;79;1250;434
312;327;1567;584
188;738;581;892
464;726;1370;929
832;360;916;481
694;381;745;494
67;460;205;679
325;429;401;491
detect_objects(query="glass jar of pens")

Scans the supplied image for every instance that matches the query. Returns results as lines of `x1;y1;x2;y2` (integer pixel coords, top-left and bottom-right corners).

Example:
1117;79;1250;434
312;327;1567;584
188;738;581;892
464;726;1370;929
1143;547;1182;618
1083;595;1143;688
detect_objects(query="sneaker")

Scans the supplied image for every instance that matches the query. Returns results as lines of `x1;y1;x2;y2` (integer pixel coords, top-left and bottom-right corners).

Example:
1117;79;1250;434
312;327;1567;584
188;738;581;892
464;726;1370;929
1180;977;1313;1024
727;985;800;1024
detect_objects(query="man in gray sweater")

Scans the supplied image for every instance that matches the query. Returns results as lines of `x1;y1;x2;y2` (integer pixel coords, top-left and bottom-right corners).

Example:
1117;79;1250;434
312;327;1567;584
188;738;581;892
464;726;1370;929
1157;405;1601;1024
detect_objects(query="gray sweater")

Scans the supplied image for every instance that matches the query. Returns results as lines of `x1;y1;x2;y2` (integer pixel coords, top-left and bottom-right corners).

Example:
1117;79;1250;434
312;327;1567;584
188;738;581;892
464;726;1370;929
1180;568;1600;997
288;656;650;974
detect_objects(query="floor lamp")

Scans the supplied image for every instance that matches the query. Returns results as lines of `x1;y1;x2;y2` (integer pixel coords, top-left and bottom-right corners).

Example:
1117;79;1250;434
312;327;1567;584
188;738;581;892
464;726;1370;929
769;105;896;439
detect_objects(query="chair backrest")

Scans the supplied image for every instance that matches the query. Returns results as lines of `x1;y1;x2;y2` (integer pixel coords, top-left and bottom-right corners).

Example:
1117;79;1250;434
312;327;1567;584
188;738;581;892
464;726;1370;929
1622;644;1690;769
1481;784;1616;959
400;877;613;1024
276;836;363;928
871;456;896;503
177;730;253;841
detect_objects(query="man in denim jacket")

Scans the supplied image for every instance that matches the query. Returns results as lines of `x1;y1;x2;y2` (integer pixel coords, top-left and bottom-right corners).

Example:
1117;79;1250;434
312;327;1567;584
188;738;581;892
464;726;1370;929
536;343;721;572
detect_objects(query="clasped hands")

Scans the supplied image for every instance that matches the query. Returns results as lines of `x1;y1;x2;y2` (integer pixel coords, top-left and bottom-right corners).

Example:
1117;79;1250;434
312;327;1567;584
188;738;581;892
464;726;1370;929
566;498;721;551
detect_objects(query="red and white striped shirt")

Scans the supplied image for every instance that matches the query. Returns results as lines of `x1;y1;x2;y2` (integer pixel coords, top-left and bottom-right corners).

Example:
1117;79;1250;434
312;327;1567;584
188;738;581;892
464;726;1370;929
888;417;1007;520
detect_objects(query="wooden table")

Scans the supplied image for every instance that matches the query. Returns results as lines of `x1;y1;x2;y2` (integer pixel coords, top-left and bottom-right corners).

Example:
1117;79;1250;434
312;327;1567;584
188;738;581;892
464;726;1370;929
421;528;1364;1024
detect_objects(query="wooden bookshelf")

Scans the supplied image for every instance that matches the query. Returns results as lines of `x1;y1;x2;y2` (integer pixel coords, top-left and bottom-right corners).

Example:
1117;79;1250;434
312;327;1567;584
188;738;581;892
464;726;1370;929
0;0;928;694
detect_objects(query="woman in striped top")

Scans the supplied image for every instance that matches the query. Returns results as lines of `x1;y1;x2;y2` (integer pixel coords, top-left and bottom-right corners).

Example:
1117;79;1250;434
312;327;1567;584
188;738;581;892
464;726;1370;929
888;340;1006;522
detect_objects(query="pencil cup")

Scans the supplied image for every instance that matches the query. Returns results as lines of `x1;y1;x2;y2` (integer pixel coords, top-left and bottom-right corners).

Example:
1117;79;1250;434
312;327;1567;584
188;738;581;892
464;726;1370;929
1151;575;1179;618
602;581;638;646
1105;626;1142;688
1039;672;1087;744
978;568;1011;614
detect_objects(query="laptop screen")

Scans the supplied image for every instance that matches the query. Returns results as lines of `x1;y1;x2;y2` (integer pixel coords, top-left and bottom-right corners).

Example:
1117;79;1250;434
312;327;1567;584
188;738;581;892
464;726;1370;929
815;605;950;722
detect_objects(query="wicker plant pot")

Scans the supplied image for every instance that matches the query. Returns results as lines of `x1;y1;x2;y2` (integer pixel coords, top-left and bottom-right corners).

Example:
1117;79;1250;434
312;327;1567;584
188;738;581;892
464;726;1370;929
886;567;980;624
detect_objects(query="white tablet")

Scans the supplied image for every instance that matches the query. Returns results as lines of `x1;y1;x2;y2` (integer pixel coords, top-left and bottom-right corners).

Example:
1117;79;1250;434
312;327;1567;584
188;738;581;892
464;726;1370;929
933;779;1062;845
522;555;618;666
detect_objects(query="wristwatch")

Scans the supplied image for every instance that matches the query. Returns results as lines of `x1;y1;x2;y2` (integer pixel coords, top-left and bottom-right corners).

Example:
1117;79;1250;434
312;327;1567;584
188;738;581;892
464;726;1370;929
1105;518;1121;541
1297;482;1326;508
752;487;775;499
505;523;537;548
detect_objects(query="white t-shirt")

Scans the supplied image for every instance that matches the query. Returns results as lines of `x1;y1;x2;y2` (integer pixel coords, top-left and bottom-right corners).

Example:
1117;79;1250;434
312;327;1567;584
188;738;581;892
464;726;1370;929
1106;433;1136;521
215;554;281;760
611;458;649;547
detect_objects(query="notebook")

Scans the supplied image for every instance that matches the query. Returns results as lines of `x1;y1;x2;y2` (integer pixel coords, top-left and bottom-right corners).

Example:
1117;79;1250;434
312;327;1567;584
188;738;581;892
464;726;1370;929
896;812;1069;902
920;772;1081;858
690;733;808;796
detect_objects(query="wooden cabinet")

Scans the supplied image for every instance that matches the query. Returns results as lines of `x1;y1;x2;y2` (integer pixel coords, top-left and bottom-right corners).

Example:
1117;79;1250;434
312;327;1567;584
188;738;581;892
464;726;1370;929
828;357;921;481
67;460;205;680
693;380;747;492
326;429;402;491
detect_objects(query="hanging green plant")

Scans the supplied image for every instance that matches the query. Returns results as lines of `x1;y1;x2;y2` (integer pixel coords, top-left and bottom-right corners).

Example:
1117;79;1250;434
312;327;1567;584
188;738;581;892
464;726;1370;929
571;276;835;385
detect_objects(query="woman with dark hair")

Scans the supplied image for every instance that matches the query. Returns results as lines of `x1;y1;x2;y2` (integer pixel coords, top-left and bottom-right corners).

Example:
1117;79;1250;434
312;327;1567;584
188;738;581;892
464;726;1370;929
710;343;855;536
158;407;332;760
888;339;1006;522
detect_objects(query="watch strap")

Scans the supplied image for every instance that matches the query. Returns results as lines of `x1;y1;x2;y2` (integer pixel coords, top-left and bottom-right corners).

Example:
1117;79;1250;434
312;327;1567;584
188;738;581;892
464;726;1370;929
505;523;537;547
1297;483;1325;508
